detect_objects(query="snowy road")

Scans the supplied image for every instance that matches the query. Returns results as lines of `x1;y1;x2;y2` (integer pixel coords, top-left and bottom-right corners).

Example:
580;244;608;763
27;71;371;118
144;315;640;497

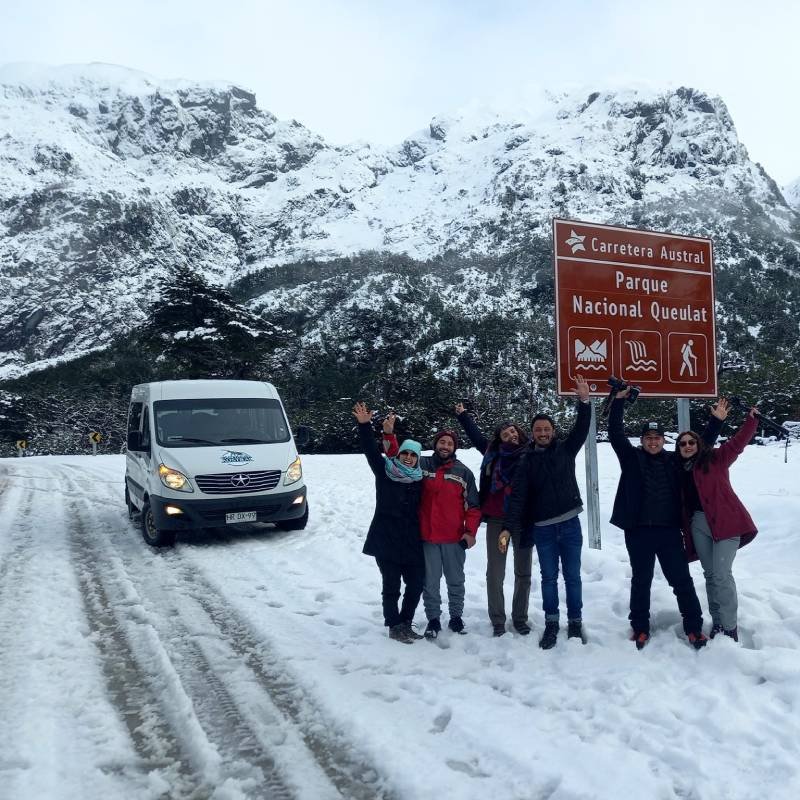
0;457;395;800
1;444;800;800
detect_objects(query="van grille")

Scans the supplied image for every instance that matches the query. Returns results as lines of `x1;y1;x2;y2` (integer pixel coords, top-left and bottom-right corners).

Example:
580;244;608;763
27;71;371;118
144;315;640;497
195;469;282;494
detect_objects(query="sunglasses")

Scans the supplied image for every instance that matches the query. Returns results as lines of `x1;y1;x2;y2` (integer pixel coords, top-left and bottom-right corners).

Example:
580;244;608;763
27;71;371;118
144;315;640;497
678;438;698;447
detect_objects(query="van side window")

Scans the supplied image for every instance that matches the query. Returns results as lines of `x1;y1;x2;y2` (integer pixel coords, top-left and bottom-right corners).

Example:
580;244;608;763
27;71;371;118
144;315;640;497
141;406;151;448
128;402;143;434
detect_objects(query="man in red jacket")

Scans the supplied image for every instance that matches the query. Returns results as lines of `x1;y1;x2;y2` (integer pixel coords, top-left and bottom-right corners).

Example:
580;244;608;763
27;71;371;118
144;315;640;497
384;424;481;638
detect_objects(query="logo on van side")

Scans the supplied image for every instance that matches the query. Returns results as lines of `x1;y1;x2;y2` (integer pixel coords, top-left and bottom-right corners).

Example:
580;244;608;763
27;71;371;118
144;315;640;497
220;450;254;465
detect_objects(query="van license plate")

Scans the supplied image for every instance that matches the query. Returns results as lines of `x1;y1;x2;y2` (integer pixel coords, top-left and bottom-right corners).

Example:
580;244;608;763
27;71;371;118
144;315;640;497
226;511;257;524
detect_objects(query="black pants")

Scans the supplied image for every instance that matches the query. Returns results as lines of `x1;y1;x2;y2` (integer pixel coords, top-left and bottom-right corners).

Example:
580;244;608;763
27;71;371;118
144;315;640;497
624;526;703;635
376;557;425;628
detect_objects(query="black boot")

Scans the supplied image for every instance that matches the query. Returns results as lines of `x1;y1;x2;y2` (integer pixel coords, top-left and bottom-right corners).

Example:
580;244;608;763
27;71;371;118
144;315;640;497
424;618;441;639
567;619;584;641
539;621;559;650
448;616;466;634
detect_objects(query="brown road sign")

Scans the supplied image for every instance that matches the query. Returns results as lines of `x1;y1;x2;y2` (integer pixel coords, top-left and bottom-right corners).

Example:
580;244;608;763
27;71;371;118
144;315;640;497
553;218;717;398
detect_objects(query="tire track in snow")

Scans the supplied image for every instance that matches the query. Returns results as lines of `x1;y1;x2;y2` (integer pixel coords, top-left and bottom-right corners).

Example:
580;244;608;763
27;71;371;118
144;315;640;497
0;473;37;606
66;466;399;800
64;470;298;800
170;561;399;800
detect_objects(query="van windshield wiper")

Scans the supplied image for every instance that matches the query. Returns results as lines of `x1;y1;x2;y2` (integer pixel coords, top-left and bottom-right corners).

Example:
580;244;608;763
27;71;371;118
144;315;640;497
166;436;218;444
219;437;273;444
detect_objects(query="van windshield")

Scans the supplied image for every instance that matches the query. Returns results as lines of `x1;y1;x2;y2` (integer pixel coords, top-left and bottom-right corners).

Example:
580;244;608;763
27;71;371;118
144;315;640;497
153;398;291;448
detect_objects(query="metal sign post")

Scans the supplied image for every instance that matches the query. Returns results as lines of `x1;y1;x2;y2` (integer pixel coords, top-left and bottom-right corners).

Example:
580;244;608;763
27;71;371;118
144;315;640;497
584;402;602;549
677;398;691;435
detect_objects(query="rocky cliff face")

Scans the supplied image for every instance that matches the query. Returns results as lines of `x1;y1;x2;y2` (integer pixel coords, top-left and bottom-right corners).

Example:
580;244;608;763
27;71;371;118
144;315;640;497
786;178;800;211
1;65;800;454
2;64;798;382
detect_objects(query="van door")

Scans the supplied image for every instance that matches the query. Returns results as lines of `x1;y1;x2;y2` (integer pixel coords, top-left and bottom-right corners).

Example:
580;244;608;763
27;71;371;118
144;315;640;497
126;401;150;508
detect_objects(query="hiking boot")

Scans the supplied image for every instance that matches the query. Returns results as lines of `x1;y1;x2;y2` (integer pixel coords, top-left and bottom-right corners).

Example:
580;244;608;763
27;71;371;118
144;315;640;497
513;621;531;635
492;624;506;637
724;627;739;642
401;622;424;640
687;631;708;650
709;623;724;639
424;618;441;640
448;616;466;634
539;621;559;650
567;619;584;640
632;630;650;650
388;624;413;644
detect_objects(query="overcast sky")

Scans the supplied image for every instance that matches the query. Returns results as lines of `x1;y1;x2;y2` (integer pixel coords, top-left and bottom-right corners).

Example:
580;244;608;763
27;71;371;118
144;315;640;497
2;0;798;185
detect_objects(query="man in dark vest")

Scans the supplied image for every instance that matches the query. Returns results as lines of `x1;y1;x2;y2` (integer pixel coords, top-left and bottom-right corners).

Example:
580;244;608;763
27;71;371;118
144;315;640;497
608;386;712;650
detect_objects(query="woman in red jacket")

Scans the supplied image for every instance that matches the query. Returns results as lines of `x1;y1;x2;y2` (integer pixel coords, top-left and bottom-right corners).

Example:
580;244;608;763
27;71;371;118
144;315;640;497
677;400;758;642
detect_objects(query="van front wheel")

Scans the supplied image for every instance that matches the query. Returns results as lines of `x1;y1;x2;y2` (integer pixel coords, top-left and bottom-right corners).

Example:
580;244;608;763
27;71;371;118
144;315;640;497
142;501;177;548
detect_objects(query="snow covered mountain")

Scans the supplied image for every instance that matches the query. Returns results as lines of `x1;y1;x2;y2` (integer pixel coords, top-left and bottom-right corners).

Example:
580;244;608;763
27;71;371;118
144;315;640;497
785;178;800;211
1;64;799;453
1;63;797;377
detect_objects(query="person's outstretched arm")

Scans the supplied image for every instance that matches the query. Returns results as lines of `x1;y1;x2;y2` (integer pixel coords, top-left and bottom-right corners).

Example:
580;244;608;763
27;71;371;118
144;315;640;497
353;402;384;476
455;402;489;454
564;376;592;456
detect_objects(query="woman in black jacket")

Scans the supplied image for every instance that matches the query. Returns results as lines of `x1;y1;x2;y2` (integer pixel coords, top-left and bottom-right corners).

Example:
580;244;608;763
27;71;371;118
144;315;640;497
353;402;425;643
455;402;531;637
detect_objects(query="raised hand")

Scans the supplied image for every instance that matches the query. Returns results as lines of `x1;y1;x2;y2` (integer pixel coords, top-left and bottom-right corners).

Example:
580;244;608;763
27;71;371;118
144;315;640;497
711;397;730;421
383;411;396;433
748;406;760;419
455;402;466;416
574;375;590;402
352;402;372;424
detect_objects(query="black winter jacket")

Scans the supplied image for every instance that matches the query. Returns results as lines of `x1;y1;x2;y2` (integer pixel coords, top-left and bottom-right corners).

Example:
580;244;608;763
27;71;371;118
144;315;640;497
358;422;424;564
504;401;591;544
608;398;722;531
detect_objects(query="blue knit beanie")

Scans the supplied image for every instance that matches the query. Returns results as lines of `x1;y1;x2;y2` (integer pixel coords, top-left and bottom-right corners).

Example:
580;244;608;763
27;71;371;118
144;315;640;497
398;439;422;457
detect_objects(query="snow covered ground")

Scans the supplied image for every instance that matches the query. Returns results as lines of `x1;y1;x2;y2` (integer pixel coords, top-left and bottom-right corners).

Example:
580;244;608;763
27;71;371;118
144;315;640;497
1;439;799;800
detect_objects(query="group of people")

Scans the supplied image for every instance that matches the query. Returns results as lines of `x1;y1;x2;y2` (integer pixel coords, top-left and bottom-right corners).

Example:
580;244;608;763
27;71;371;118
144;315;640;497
352;376;758;650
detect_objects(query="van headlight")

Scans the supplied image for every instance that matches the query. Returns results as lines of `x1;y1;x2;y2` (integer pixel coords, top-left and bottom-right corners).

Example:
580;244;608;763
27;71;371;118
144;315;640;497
158;464;194;492
284;456;302;485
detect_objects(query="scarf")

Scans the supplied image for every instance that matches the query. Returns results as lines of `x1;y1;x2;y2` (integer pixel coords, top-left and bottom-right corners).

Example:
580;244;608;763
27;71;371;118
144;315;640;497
384;456;423;483
482;442;526;494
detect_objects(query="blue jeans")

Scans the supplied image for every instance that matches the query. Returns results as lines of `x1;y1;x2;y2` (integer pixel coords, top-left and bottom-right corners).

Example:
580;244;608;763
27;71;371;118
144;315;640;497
534;516;583;622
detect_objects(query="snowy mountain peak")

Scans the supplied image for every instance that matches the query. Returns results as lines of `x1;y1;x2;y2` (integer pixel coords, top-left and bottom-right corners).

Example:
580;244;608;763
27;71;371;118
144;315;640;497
0;66;798;381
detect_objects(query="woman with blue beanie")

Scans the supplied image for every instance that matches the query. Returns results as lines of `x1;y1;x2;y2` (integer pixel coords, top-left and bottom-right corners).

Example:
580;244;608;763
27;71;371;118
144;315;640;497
353;401;425;643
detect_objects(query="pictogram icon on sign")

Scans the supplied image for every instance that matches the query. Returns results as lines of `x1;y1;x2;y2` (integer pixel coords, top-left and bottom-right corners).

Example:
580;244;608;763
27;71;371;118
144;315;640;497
568;327;614;381
620;330;662;382
668;333;708;383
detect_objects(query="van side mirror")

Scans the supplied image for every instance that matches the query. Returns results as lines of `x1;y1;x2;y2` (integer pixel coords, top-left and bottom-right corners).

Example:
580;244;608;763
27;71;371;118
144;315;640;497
294;425;312;447
127;430;147;452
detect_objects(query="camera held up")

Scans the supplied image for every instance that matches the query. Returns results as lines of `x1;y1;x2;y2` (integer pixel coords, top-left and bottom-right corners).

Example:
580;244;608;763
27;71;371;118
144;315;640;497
600;375;641;417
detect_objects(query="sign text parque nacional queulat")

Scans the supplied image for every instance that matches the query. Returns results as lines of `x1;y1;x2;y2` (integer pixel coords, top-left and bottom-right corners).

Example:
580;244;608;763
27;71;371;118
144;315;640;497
553;218;717;398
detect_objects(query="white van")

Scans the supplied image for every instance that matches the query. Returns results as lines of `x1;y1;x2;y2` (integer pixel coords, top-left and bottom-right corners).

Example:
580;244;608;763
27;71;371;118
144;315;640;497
125;380;308;547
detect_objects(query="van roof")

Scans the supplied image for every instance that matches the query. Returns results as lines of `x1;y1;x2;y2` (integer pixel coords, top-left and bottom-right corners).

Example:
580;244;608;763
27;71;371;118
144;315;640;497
132;380;280;401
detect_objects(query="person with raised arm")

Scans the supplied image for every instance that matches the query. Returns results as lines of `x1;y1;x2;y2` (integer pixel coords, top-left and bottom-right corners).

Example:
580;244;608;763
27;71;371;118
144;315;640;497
676;398;758;642
383;415;482;639
500;375;592;649
352;402;425;644
454;402;531;637
608;389;725;650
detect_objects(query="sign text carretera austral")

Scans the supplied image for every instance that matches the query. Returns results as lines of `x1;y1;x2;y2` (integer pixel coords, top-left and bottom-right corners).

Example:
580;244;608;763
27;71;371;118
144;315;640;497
553;218;717;398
